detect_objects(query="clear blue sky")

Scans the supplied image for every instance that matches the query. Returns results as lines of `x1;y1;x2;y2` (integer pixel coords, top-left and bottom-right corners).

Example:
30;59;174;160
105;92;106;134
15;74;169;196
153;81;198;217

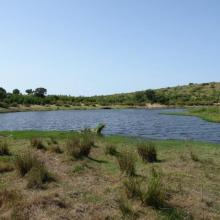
0;0;219;96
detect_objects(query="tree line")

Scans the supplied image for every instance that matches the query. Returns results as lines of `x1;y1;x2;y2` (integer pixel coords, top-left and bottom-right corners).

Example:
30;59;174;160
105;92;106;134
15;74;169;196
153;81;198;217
0;82;220;108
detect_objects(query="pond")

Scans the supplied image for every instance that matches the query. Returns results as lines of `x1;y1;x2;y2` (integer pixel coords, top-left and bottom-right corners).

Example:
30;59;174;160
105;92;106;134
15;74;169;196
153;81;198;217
0;109;220;143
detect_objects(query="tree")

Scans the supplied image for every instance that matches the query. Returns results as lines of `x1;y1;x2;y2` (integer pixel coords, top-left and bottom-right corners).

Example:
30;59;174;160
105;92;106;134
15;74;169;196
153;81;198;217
145;89;156;103
25;89;33;95
134;91;145;103
0;87;7;100
34;88;47;98
13;89;20;95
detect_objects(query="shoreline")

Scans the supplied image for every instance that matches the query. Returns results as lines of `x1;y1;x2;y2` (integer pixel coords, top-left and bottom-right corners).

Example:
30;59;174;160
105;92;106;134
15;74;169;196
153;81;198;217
0;104;174;114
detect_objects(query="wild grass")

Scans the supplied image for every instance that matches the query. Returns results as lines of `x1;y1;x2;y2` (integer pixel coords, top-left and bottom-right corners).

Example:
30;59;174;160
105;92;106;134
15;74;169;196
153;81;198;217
123;177;142;199
30;138;46;150
118;193;138;219
0;161;14;173
14;152;39;176
105;144;118;156
137;142;157;163
27;163;54;189
142;169;166;208
49;145;63;154
0;141;10;156
66;134;94;159
190;151;199;162
0;189;21;209
117;151;136;176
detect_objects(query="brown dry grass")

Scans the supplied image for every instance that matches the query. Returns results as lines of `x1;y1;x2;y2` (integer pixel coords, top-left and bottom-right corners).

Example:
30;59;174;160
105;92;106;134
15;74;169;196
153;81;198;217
0;136;220;219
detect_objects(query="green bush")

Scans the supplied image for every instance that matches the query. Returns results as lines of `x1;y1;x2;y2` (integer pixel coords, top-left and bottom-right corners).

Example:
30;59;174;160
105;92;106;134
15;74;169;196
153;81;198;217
142;169;165;208
66;134;93;159
30;138;46;150
117;151;136;176
105;144;118;156
27;163;54;189
137;142;157;163
14;152;39;176
0;141;10;156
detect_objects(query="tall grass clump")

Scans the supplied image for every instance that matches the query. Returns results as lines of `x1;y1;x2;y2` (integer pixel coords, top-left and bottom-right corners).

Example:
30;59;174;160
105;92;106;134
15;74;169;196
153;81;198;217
49;145;63;154
27;163;54;189
0;161;14;173
105;144;118;156
14;152;39;176
30;138;46;150
0;141;10;156
142;169;166;208
190;151;199;162
66;134;94;159
118;194;138;220
123;177;142;199
137;142;157;163
117;151;136;176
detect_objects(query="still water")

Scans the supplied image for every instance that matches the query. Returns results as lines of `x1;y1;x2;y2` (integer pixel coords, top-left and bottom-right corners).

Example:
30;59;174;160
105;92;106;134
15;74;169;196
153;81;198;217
0;109;220;143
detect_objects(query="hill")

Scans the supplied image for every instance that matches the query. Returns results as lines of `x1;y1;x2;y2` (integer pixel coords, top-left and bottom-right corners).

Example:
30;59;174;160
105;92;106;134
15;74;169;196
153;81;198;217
0;82;220;112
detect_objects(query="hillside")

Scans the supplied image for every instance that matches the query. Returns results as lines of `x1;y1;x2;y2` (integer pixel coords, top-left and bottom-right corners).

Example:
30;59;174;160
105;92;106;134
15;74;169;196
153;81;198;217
0;82;220;112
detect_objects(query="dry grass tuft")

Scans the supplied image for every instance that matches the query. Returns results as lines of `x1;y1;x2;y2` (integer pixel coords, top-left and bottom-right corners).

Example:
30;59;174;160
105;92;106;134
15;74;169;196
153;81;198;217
0;161;14;173
49;145;63;154
27;163;55;189
117;151;136;176
0;141;10;156
30;138;46;150
137;142;157;163
118;193;139;219
123;177;143;199
142;169;166;209
66;134;94;159
105;144;118;156
14;151;39;176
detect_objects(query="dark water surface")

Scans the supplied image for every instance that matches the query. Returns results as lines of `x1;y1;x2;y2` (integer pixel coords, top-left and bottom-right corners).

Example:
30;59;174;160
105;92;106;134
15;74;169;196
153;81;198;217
0;109;220;143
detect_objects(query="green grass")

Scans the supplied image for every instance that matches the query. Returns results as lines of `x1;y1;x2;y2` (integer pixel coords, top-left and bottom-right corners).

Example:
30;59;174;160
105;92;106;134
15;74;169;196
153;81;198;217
162;106;220;123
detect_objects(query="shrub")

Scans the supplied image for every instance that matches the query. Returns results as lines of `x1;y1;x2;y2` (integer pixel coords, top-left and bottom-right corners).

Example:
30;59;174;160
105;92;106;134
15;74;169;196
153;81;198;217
30;138;46;150
27;163;54;189
117;151;136;176
105;144;118;156
123;177;143;199
0;141;10;155
14;152;39;176
142;169;165;208
137;142;157;163
66;134;93;159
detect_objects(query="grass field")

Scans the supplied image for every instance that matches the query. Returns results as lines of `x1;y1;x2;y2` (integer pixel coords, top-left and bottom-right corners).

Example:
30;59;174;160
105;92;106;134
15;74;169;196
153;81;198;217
0;131;220;219
162;106;220;123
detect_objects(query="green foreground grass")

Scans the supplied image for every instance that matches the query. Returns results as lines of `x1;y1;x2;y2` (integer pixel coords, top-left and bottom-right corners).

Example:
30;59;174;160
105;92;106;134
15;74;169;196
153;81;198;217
0;131;220;219
162;106;220;123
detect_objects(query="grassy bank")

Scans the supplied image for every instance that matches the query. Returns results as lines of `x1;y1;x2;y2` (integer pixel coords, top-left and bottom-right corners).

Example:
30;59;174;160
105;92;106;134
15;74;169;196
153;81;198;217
162;106;220;123
0;131;220;219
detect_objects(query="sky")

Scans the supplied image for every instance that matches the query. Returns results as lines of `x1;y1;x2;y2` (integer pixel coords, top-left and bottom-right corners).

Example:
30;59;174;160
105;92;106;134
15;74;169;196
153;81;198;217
0;0;219;96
